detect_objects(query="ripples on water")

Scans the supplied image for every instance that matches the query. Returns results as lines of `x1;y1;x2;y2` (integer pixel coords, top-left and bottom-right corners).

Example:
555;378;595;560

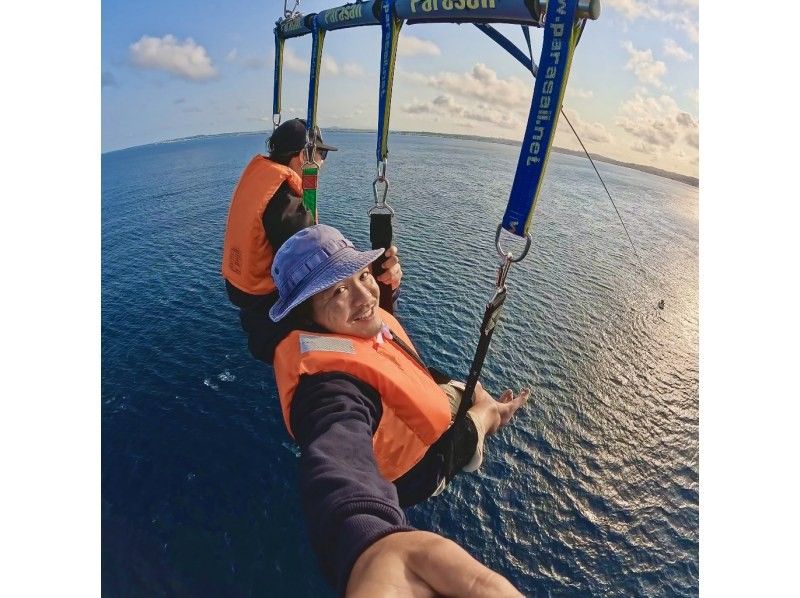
102;131;698;596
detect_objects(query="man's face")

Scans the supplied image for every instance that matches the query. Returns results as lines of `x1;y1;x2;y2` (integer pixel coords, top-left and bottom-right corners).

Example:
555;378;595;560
278;192;315;239
310;266;382;338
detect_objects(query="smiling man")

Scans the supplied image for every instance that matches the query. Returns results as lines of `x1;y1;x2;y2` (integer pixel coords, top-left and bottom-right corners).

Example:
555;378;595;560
268;224;529;595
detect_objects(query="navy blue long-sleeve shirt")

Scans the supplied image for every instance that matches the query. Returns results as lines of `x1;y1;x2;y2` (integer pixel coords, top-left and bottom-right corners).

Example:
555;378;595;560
290;372;415;595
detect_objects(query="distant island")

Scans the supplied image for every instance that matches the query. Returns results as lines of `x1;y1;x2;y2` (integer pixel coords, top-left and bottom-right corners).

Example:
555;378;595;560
365;128;699;188
150;127;699;188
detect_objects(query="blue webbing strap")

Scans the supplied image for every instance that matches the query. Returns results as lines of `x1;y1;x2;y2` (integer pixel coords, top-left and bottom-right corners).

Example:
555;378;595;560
372;0;401;314
273;31;284;118
502;0;581;237
306;18;326;134
522;24;535;73
376;0;401;164
473;23;534;75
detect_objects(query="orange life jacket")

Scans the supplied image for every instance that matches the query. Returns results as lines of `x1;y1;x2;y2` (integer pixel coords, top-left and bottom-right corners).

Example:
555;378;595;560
273;309;453;481
221;156;302;295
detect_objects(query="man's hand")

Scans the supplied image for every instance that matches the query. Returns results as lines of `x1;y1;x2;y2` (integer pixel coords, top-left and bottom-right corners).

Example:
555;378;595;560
376;246;403;290
346;530;522;597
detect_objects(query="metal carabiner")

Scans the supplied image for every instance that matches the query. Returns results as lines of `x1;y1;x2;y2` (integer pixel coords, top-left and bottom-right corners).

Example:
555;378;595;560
495;223;532;264
369;160;393;215
303;137;320;167
369;177;394;215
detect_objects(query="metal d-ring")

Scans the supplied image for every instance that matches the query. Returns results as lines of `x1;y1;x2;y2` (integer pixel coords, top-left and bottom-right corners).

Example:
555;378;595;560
495;223;532;263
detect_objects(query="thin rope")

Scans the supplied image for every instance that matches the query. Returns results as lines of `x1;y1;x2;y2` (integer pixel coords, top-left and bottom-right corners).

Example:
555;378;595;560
561;109;643;267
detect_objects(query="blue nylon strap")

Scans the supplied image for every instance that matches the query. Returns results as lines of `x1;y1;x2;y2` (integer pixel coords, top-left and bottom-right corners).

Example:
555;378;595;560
306;19;325;134
522;25;534;72
473;23;534;74
273;32;284;115
502;0;580;236
376;0;400;164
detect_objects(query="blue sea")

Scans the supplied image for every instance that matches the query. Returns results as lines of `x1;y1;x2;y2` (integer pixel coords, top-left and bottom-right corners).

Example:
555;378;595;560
102;130;698;596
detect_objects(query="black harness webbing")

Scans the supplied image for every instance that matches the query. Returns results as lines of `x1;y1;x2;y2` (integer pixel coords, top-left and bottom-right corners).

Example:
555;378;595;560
371;213;394;312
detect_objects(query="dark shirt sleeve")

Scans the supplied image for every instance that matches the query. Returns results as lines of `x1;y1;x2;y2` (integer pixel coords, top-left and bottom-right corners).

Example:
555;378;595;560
290;372;414;596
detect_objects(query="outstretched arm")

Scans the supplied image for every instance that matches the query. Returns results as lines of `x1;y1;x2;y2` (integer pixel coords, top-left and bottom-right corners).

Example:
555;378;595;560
290;372;524;597
290;372;414;594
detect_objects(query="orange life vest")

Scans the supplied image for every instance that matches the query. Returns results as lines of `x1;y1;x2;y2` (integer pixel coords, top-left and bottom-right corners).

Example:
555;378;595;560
273;309;453;481
221;156;302;295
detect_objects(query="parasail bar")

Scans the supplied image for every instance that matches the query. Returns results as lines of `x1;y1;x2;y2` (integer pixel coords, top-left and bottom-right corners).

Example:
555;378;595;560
395;0;599;25
317;1;380;30
277;14;313;38
277;0;600;38
277;1;380;39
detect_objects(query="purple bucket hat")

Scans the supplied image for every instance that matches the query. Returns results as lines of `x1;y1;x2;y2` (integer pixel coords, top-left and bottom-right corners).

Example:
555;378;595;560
269;224;384;322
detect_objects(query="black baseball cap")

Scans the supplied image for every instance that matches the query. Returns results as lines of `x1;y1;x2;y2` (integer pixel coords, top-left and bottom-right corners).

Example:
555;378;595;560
267;118;338;156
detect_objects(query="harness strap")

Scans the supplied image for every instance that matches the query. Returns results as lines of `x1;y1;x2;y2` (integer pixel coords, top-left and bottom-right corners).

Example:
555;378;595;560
371;212;394;311
371;0;402;314
455;282;507;422
301;18;326;221
502;0;582;237
272;32;285;121
376;0;402;165
388;331;430;375
305;19;326;134
458;0;582;419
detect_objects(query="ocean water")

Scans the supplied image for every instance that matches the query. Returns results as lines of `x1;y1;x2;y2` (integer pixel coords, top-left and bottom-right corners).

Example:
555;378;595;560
102;131;698;596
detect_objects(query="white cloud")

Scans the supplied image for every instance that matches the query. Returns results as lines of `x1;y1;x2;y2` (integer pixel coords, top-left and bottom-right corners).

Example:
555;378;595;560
401;63;531;110
342;63;365;77
226;49;238;62
283;47;362;77
243;56;270;70
562;109;613;144
605;0;660;19
622;41;666;88
616;92;698;156
129;34;217;81
398;34;441;57
606;0;698;43
686;88;699;104
402;93;521;129
674;14;699;43
284;47;308;73
568;87;594;100
663;38;692;61
322;55;340;76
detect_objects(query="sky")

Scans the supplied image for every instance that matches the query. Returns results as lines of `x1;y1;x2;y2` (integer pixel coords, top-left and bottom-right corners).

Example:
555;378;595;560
101;0;699;177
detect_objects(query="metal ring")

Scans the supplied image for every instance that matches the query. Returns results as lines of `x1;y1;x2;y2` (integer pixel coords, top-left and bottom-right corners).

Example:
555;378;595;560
272;113;281;128
495;224;532;263
368;203;395;216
